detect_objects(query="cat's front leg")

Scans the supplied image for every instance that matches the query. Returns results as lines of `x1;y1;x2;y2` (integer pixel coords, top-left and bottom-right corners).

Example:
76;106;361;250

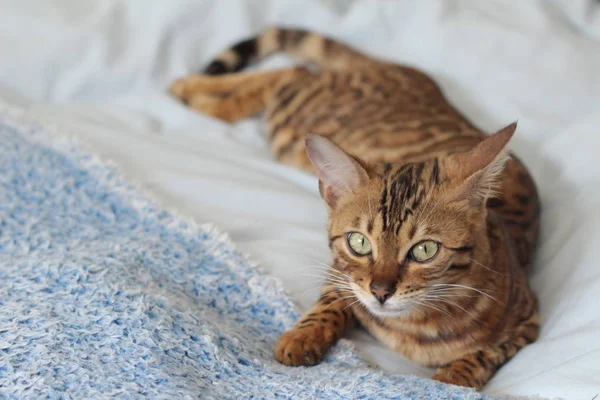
275;284;355;366
431;332;537;390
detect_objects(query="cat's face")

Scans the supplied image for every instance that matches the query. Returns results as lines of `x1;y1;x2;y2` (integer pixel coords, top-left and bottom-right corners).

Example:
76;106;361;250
326;163;479;318
305;123;516;318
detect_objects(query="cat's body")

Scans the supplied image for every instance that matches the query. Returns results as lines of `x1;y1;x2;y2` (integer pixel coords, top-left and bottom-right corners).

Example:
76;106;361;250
171;27;540;390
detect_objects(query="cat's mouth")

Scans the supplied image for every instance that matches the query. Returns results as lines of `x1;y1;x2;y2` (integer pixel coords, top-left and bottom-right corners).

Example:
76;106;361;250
351;285;416;318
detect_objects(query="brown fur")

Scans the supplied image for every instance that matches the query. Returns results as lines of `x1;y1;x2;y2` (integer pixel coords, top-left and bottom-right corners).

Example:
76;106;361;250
170;27;540;390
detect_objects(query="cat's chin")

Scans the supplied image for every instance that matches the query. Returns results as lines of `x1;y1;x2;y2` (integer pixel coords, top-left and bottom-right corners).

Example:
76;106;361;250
362;302;413;319
368;309;408;318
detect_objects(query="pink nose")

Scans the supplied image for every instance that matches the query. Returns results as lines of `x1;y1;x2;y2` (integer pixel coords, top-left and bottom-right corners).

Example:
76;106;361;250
370;284;395;305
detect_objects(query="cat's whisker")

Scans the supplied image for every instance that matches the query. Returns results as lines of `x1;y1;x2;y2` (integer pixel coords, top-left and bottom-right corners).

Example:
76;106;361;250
297;286;322;298
295;263;355;298
417;199;442;233
326;280;354;289
297;271;348;282
320;268;353;280
423;293;479;299
303;260;338;270
301;265;352;280
415;186;434;226
297;283;352;298
468;258;508;276
307;259;336;270
321;272;352;282
304;270;348;281
325;294;357;309
412;299;452;319
327;283;354;291
415;184;438;228
328;286;355;294
329;276;353;285
300;265;340;273
465;259;524;288
409;305;426;317
301;269;348;279
323;281;353;289
341;298;361;312
428;297;481;322
299;279;353;293
319;281;354;290
413;300;449;316
365;183;375;222
432;283;504;295
431;283;504;304
426;286;476;295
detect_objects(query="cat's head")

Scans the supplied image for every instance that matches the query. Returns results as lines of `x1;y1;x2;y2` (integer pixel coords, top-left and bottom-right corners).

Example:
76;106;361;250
305;123;516;318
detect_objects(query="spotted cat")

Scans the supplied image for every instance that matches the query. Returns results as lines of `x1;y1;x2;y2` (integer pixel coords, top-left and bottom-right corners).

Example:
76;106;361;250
170;27;540;390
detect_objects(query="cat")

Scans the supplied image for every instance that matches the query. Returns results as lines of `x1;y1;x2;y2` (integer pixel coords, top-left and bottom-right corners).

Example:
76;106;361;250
170;27;540;390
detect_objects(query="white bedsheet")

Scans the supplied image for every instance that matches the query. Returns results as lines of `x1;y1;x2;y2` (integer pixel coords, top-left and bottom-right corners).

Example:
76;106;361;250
1;0;599;398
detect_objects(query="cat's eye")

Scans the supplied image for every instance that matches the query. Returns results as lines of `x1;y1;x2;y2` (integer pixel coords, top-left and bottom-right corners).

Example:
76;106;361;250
409;240;439;262
347;232;372;256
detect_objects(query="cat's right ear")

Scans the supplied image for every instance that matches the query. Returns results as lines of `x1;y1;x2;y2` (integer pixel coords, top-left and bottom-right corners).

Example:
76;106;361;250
305;134;369;207
442;122;516;206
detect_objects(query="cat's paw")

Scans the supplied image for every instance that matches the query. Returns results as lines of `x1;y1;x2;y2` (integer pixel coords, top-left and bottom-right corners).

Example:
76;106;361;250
170;78;188;99
274;327;331;367
169;76;206;104
432;367;479;389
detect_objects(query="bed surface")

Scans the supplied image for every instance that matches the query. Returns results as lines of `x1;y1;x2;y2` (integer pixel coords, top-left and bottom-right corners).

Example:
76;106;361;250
1;0;599;398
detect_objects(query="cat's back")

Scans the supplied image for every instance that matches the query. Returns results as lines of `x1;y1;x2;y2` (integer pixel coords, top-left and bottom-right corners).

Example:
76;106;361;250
266;64;540;270
268;64;486;167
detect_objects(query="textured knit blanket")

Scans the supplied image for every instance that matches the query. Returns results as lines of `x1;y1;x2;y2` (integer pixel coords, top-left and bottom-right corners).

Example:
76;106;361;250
0;105;535;399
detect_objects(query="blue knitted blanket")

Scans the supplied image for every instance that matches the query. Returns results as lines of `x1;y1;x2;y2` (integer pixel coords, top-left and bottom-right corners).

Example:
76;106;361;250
0;106;518;399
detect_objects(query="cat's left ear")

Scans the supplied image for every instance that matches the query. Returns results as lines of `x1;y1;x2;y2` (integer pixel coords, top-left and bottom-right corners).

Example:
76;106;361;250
443;122;516;205
305;133;369;207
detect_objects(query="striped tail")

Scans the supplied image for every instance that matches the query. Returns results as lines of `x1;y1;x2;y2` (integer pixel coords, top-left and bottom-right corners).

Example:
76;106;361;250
203;26;377;75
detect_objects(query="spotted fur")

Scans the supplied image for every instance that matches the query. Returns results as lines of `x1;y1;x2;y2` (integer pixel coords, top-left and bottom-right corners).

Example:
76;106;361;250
170;27;540;390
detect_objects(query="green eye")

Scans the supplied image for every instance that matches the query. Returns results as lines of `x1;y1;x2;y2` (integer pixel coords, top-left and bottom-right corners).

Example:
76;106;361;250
347;232;372;256
410;240;439;262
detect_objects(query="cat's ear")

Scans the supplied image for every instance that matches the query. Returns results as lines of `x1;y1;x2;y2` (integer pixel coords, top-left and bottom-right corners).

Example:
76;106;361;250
443;122;516;205
305;134;369;207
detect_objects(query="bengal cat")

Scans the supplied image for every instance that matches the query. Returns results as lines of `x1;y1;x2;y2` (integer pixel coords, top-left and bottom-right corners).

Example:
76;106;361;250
170;27;540;390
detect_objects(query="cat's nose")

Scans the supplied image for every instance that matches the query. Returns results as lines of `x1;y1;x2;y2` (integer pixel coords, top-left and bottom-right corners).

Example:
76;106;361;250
370;283;396;305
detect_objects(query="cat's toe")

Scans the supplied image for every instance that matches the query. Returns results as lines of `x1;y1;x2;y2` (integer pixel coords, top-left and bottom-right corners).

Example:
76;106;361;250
274;329;327;367
170;79;188;99
300;343;324;366
432;368;480;389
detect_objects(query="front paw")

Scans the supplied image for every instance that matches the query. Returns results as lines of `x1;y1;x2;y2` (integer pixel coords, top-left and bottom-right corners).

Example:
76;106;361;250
274;327;331;367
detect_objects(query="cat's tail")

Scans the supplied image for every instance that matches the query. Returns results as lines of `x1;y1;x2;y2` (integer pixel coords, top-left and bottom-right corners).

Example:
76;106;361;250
203;26;378;75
